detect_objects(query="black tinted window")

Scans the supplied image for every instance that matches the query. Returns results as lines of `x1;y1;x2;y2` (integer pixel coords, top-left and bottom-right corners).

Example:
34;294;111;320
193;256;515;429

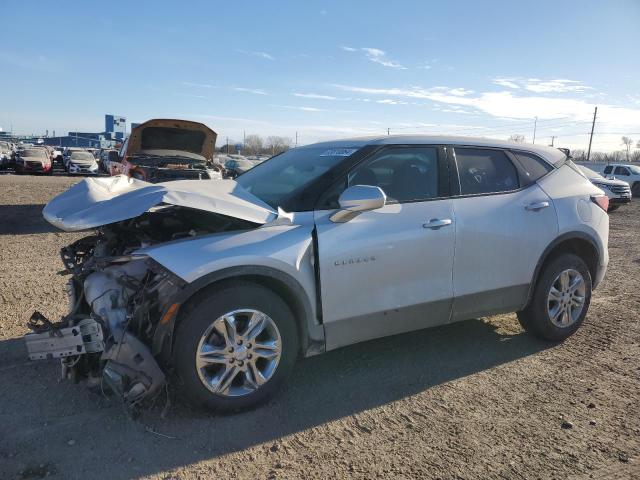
604;166;613;174
513;151;553;183
348;147;439;203
614;166;629;176
455;148;519;195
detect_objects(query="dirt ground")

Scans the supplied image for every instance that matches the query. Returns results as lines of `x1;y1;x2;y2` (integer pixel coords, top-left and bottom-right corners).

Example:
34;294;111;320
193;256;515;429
0;174;638;480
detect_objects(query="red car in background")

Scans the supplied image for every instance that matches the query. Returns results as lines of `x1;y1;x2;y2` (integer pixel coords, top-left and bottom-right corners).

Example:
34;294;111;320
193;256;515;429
14;148;53;175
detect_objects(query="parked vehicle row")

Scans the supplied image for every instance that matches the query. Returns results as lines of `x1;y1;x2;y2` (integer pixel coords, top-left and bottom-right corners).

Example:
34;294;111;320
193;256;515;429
27;136;609;414
578;166;632;211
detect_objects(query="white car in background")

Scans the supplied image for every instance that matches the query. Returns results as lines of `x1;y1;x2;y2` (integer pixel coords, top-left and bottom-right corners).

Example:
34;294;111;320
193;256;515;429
578;166;631;211
602;163;640;196
67;151;99;175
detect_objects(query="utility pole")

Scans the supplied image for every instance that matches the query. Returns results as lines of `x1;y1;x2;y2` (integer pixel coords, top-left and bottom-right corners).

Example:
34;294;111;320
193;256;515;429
532;116;537;144
550;136;556;147
387;127;390;136
226;137;229;154
586;106;598;162
243;130;246;148
295;131;298;147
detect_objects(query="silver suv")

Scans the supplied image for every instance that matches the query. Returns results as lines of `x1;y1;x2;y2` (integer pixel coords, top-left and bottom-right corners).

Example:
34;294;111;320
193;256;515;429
28;136;609;412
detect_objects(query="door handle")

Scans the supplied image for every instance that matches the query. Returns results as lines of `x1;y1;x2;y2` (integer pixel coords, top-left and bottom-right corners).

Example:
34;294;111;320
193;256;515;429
423;218;453;229
525;201;550;211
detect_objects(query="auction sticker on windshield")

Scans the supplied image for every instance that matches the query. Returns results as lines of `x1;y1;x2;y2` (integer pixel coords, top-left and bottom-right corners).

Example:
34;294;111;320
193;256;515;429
319;148;358;157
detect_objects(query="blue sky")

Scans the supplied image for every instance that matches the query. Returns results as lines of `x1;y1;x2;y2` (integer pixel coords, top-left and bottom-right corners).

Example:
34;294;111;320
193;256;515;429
1;0;639;151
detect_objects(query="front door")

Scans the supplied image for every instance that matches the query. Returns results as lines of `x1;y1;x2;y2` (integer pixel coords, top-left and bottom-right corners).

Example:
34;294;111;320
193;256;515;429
314;145;455;350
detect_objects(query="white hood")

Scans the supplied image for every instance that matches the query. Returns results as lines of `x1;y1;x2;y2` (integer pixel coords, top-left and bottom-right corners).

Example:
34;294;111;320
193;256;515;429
43;175;277;231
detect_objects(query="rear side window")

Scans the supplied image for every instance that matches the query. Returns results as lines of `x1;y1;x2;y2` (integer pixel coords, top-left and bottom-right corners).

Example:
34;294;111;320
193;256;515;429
454;148;519;195
512;151;553;183
604;166;613;174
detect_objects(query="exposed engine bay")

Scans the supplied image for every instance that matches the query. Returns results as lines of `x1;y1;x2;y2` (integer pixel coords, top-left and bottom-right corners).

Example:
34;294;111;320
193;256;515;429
25;206;256;414
130;154;221;182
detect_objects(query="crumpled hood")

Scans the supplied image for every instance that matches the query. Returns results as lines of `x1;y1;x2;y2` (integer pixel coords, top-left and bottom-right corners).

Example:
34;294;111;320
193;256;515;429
43;175;277;231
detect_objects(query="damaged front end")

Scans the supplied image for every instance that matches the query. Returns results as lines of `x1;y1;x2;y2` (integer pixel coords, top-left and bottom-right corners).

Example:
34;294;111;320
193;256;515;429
25;205;257;413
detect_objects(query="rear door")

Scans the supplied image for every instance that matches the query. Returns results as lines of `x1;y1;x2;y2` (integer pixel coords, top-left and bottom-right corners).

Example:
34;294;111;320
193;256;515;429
449;147;558;321
314;145;455;350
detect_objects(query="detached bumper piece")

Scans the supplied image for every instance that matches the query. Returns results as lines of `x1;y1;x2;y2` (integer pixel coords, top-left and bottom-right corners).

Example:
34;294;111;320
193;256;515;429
25;312;104;360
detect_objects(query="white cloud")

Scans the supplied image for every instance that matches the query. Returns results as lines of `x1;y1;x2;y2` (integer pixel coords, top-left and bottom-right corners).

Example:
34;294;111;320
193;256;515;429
492;78;520;89
236;49;275;60
181;81;217;89
271;104;327;112
340;46;406;69
376;99;408;105
332;83;640;128
293;93;337;100
233;87;268;95
491;77;592;93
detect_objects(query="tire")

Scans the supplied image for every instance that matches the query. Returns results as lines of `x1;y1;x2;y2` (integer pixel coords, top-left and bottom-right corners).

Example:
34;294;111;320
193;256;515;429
517;253;592;341
607;205;619;212
173;281;299;412
632;182;640;197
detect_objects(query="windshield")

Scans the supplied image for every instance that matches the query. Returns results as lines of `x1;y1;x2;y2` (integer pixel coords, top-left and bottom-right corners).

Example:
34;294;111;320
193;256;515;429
23;149;47;158
0;142;9;152
70;152;94;160
628;165;640;175
578;166;604;179
237;146;361;208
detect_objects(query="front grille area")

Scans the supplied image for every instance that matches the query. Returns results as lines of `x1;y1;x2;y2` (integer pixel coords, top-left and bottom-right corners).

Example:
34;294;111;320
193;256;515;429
611;185;631;195
26;161;43;169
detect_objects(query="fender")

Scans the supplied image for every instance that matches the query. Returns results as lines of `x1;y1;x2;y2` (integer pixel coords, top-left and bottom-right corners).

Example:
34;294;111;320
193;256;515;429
525;231;601;307
153;265;325;362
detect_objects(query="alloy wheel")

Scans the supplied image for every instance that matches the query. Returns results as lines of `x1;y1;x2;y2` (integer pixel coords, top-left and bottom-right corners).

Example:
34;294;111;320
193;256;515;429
547;269;586;328
196;309;282;397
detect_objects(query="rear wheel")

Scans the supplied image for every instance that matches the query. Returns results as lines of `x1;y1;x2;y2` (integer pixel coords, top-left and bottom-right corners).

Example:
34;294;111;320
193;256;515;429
632;182;640;197
173;282;298;412
518;254;591;341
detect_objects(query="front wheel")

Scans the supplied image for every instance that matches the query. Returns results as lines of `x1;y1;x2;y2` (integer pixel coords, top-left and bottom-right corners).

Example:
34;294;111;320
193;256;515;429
607;205;619;212
517;253;592;341
632;182;640;197
173;282;298;412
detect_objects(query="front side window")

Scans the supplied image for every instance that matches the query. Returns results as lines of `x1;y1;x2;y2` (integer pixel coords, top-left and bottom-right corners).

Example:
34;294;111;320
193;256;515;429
348;147;439;203
614;166;630;176
455;148;519;195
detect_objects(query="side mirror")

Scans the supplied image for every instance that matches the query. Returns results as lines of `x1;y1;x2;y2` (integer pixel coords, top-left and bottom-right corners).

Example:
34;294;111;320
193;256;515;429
330;185;386;223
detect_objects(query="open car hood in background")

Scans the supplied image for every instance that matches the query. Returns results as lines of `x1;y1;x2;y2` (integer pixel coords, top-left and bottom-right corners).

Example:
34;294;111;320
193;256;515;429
125;119;217;161
43;175;277;231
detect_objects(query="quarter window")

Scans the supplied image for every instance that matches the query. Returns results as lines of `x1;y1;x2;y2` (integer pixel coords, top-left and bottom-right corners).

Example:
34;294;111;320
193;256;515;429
348;147;439;203
512;151;553;183
455;148;519;195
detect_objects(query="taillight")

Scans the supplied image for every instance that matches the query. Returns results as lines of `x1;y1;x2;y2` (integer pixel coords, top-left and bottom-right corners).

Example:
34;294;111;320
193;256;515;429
591;195;609;212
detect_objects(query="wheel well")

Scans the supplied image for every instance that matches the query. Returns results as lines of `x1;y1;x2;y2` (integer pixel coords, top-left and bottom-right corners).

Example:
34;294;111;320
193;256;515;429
542;238;598;282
